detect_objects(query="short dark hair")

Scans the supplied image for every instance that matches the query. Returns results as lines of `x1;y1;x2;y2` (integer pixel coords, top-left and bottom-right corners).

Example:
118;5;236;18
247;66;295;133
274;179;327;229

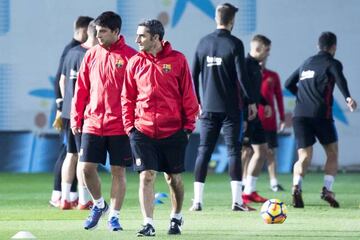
75;16;93;30
318;32;337;51
87;20;97;38
138;19;165;41
94;11;122;32
216;3;238;26
252;34;271;46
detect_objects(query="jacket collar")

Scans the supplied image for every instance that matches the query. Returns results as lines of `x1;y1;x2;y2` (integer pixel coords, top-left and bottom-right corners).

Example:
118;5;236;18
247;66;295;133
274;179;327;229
139;41;172;60
318;50;333;58
102;35;126;51
247;53;260;64
214;28;231;35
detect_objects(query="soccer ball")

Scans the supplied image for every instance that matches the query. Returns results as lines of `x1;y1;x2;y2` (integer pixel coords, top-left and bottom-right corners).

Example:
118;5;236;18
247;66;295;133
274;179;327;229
260;199;287;224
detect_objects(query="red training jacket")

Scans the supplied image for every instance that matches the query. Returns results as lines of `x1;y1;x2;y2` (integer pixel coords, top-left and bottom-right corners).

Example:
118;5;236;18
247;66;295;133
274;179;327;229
122;41;199;139
258;68;285;131
71;36;137;136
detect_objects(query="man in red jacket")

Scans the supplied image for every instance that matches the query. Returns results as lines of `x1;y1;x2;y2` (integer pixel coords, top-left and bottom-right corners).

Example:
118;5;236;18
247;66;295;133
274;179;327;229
122;19;199;237
71;11;136;231
258;59;286;192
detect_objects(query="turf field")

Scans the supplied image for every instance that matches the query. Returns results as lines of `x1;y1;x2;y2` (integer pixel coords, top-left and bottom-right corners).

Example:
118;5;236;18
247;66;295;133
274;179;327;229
1;172;360;239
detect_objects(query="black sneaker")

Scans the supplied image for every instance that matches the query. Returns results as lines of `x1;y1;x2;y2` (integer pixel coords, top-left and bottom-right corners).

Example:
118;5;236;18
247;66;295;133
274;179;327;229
168;218;182;235
189;202;202;211
321;187;340;208
292;185;304;208
137;224;155;237
271;184;285;192
232;202;256;211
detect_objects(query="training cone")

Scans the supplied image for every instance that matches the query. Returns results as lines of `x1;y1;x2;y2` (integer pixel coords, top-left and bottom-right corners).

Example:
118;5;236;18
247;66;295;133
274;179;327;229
11;231;36;239
155;192;168;198
154;199;164;205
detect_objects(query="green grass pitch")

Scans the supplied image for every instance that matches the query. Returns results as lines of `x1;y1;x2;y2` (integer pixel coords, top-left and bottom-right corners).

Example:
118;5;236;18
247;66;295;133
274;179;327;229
1;172;360;239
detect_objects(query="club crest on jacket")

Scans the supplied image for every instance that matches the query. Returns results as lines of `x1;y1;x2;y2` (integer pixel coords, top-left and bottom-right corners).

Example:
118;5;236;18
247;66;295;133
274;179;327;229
162;64;171;73
115;59;124;68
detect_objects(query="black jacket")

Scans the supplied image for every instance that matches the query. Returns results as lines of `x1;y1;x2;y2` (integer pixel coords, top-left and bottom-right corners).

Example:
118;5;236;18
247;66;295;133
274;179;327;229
192;29;254;114
54;38;82;100
285;51;351;119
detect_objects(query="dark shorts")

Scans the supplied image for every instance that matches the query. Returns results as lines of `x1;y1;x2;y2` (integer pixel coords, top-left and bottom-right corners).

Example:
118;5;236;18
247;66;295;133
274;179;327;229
293;117;338;149
129;129;188;174
62;118;81;153
264;131;278;149
79;133;133;167
242;117;266;146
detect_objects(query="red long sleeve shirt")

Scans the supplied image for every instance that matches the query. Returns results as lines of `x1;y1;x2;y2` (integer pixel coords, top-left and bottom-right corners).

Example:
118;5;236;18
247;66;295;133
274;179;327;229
258;68;285;131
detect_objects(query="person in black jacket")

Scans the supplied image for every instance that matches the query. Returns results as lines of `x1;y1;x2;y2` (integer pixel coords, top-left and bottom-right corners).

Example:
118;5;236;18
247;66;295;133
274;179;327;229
241;35;272;205
190;2;257;212
49;16;93;208
285;32;357;208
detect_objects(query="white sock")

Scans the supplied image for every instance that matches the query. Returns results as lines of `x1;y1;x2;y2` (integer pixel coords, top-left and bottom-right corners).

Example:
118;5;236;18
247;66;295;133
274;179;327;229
78;185;91;205
70;191;78;202
324;175;335;191
193;182;204;204
230;181;243;205
51;190;61;201
170;212;182;220
293;175;303;189
244;176;257;195
242;178;247;185
144;217;154;227
94;197;105;209
270;178;278;187
108;209;120;220
61;183;71;201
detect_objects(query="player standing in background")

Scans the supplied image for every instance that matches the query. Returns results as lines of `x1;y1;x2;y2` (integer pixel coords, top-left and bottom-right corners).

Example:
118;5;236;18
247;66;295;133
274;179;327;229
285;31;357;208
190;3;257;212
241;55;286;193
258;57;286;192
122;19;198;236
50;16;93;208
241;35;272;205
71;11;136;231
58;20;97;210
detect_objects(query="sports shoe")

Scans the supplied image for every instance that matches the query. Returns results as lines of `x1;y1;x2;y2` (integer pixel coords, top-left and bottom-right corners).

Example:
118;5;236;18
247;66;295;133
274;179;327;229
108;216;123;231
77;201;93;210
189;202;202;211
321;187;340;208
71;198;79;208
271;184;285;192
232;202;256;211
84;202;109;230
242;191;268;204
168;218;183;235
137;223;155;237
49;198;61;208
60;199;73;210
292;185;304;208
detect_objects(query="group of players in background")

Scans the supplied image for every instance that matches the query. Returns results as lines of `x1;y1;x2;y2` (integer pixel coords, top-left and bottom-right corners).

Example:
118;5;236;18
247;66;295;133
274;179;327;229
48;2;357;237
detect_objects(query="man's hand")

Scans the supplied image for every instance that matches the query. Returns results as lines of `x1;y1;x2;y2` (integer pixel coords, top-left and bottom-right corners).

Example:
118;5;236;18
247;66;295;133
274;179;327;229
52;110;63;131
242;121;248;133
71;127;82;135
264;105;272;118
278;121;286;133
184;129;192;139
346;97;357;112
248;103;257;121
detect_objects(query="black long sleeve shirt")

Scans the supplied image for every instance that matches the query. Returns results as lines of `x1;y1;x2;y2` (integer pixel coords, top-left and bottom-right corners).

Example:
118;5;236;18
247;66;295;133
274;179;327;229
285;51;351;119
245;54;268;106
54;38;82;100
192;29;254;114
